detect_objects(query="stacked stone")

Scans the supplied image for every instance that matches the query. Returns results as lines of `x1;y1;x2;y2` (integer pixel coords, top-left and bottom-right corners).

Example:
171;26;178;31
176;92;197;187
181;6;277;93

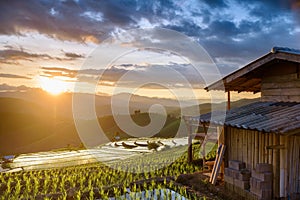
224;160;251;190
250;163;273;200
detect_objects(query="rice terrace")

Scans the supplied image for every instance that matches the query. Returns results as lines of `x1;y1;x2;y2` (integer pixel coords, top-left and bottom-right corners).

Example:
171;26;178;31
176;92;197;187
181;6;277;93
1;1;300;200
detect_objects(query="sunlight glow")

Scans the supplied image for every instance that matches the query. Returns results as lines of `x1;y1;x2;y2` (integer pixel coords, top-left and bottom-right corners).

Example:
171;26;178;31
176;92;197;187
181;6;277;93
38;76;68;95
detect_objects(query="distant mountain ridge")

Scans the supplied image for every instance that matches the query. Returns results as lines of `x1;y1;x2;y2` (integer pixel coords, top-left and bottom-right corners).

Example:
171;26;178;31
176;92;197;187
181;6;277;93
0;90;210;118
0;90;259;155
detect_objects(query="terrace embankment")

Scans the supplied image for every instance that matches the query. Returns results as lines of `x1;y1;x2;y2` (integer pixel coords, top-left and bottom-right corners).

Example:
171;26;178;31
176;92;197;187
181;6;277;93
176;172;241;200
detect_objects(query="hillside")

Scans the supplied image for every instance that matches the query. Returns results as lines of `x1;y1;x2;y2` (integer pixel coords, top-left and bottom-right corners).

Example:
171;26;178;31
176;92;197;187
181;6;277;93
0;98;81;155
171;98;260;116
0;93;259;155
0;90;182;117
0;98;181;155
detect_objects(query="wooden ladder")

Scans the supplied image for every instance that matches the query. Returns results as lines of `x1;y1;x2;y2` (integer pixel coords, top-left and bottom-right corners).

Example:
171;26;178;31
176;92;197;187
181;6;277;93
209;144;226;185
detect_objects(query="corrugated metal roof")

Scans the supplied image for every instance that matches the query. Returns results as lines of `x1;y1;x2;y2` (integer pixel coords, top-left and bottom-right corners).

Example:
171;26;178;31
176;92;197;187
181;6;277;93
197;101;300;134
271;46;300;55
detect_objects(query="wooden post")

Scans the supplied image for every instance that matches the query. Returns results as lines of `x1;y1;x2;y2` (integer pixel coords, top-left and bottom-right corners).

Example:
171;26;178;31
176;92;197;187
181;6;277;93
227;90;231;110
286;136;290;197
255;131;259;167
183;116;193;163
210;144;226;185
259;132;263;163
202;124;208;166
274;134;280;198
186;117;193;163
269;133;273;164
247;131;252;169
217;127;225;178
265;133;269;163
279;135;286;198
251;130;255;170
297;63;300;79
224;126;228;168
242;130;247;164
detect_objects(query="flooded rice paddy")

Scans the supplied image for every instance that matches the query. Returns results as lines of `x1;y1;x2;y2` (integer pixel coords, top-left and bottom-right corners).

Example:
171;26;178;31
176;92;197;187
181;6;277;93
7;137;190;171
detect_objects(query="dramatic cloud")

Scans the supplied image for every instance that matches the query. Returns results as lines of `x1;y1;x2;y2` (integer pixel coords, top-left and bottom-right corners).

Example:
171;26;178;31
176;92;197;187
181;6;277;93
1;0;300;90
0;83;31;91
0;49;53;62
0;48;85;63
64;52;84;59
0;73;31;79
41;67;77;78
40;62;206;89
0;0;102;43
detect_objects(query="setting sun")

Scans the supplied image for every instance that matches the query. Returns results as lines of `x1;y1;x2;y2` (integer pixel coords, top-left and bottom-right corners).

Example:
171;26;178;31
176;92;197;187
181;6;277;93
38;76;68;95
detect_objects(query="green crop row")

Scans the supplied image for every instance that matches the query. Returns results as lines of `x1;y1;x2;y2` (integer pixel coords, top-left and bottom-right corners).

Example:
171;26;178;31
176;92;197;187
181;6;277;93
0;143;213;199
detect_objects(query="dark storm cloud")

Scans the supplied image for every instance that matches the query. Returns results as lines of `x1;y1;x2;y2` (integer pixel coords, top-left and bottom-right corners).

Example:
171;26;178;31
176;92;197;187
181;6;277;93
165;20;204;38
0;0;162;43
0;0;180;42
202;0;228;8
0;73;31;79
207;20;240;38
0;0;103;43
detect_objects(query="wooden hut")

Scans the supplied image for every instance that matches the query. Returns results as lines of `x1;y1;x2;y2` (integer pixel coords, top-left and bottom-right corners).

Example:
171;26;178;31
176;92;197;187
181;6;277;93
199;47;300;199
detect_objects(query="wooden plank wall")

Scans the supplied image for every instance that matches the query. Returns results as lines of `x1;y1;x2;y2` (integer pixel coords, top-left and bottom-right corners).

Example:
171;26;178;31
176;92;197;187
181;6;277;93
225;127;280;197
287;135;300;196
261;73;300;102
225;127;275;170
225;127;300;198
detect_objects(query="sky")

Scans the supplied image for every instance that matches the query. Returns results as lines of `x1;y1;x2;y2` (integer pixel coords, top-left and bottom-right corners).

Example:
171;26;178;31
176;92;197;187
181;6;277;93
1;0;300;100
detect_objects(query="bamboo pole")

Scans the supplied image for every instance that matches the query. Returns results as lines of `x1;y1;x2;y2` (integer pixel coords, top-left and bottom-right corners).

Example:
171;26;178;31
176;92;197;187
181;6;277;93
252;130;255;169
211;144;226;185
224;126;228;168
286;136;290;196
232;129;236;160
259;132;263;163
262;132;265;162
279;135;286;197
255;131;259;167
274;134;280;198
187;123;193;163
265;133;269;163
228;127;234;160
218;127;225;177
202;124;208;167
238;130;243;161
291;136;300;195
242;130;246;163
269;133;273;164
247;131;251;169
184;116;193;163
227;90;231;110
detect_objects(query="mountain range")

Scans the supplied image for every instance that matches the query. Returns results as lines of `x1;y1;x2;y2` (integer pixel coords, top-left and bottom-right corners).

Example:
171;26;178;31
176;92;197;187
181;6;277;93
0;89;259;155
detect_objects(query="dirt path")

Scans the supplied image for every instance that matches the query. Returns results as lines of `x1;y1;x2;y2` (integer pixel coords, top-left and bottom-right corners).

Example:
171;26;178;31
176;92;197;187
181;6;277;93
175;172;241;200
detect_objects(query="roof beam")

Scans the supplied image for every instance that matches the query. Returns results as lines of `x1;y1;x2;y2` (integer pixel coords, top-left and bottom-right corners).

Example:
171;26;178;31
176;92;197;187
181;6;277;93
205;51;300;92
